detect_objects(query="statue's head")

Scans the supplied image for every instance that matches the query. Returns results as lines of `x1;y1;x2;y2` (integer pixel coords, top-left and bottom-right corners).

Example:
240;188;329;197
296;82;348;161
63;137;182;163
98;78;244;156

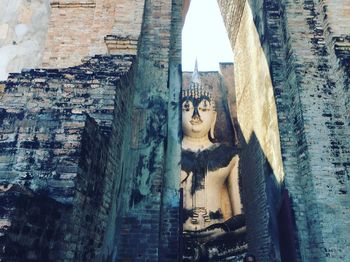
182;80;217;140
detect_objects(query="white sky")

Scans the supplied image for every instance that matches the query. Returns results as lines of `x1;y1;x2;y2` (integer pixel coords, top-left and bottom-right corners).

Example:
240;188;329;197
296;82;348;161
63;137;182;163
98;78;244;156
182;0;234;72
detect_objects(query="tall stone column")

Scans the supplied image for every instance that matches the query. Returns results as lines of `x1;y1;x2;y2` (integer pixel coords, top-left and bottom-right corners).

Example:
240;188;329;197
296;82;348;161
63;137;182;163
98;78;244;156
105;0;182;261
159;0;183;260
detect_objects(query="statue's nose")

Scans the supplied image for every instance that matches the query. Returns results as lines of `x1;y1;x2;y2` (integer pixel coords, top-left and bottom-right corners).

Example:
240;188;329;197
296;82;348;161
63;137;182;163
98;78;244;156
192;107;200;119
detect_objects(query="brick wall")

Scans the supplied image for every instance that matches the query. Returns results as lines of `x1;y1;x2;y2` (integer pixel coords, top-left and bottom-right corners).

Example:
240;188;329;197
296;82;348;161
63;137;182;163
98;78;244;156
217;0;350;261
111;0;145;39
42;0;145;68
282;1;350;260
42;1;96;68
0;54;135;261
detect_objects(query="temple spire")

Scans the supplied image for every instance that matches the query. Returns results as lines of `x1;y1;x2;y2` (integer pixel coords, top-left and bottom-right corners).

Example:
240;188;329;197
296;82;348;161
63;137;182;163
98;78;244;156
191;58;201;84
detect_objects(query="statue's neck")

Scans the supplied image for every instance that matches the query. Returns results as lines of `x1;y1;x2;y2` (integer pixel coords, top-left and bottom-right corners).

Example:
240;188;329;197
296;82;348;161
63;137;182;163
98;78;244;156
182;135;213;151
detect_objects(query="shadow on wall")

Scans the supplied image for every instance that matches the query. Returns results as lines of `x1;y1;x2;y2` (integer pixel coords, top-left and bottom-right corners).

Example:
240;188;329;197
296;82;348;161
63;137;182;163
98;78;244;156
235;125;296;262
196;72;297;260
0;184;72;261
212;79;288;261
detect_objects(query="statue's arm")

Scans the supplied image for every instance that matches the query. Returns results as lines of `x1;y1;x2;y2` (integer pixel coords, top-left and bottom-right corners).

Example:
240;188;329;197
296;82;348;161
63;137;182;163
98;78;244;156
227;155;243;216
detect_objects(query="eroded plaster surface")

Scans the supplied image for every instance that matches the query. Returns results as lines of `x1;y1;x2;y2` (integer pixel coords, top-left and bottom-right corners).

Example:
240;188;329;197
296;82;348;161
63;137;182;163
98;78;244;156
0;0;50;80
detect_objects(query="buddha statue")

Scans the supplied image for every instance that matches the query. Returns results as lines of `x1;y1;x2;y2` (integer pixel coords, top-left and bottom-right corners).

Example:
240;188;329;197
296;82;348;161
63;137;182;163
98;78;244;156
181;65;246;261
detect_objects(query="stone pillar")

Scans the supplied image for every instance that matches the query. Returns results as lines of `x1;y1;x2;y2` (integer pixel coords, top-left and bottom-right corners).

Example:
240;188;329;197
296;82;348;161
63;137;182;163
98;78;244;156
108;0;182;261
159;0;183;259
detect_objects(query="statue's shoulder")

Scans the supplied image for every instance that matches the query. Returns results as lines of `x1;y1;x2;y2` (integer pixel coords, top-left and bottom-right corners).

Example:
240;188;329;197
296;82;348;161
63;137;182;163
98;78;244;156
210;143;239;157
181;143;238;157
206;143;239;168
181;143;239;172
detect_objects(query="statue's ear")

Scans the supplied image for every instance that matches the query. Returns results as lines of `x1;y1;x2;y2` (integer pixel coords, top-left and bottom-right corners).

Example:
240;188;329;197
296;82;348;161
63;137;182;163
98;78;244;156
209;111;217;140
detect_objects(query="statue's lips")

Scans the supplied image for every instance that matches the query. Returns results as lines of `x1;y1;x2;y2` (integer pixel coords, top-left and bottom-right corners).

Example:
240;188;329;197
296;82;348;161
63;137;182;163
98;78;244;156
190;119;203;125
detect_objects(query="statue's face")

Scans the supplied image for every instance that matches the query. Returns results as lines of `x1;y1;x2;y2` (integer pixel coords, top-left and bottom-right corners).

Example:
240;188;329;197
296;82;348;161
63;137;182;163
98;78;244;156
182;97;215;139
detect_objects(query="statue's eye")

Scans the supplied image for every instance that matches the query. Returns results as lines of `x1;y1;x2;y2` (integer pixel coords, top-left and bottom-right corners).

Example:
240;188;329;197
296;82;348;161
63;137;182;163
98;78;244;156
182;101;192;111
199;100;210;111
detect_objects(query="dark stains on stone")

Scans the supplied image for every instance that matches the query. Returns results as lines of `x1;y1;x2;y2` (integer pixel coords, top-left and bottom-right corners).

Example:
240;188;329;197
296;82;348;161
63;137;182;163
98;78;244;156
130;154;147;208
182;209;194;223
145;98;167;144
0;187;71;261
135;154;146;179
0;108;6;125
181;144;238;195
148;145;158;175
41;141;63;149
182;209;224;224
129;189;145;208
209;209;224;220
0;109;25;125
0;141;17;149
20;136;40;149
224;214;246;232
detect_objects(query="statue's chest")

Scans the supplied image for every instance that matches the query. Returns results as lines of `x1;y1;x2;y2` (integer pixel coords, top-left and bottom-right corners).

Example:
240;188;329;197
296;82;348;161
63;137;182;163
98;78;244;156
180;167;229;187
181;144;237;195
